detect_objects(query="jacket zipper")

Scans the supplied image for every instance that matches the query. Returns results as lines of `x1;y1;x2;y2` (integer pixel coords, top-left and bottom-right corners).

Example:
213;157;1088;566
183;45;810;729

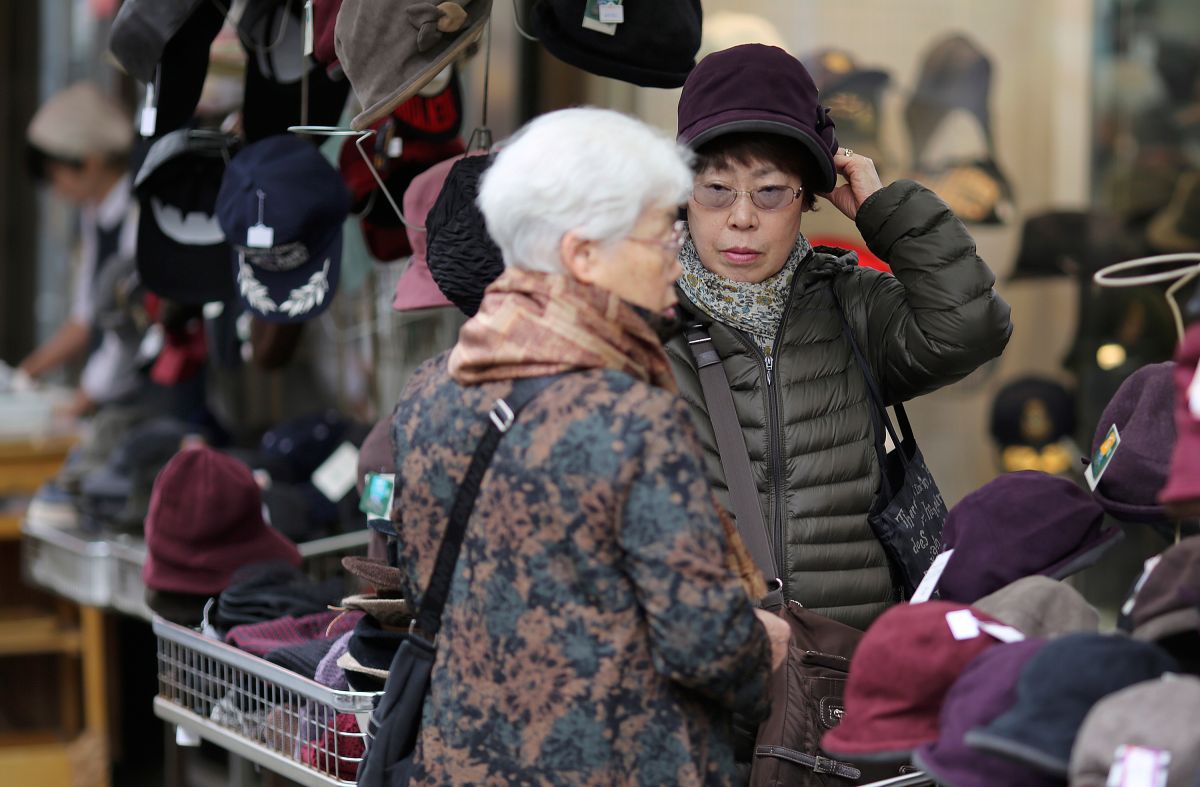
731;270;803;598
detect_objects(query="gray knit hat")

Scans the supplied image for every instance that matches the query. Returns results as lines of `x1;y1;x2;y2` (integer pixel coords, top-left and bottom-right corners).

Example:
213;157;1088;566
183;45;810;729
1069;675;1200;787
335;0;492;130
974;576;1100;638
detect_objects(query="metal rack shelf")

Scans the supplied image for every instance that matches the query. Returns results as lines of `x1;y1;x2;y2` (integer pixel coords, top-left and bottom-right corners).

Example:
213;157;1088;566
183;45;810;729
154;617;379;787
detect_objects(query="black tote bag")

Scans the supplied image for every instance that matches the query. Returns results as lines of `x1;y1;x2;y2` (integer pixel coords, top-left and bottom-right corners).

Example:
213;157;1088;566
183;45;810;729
833;294;947;599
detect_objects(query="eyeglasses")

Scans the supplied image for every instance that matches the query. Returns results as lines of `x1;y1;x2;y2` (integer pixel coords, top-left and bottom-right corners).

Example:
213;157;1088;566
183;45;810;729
692;183;804;211
625;219;688;255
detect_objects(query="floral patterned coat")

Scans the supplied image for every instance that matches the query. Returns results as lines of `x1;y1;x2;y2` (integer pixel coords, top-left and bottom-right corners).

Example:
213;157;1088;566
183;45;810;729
390;354;772;785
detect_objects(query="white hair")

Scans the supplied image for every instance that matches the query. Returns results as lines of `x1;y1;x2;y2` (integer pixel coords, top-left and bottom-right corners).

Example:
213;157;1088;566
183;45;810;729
477;107;694;274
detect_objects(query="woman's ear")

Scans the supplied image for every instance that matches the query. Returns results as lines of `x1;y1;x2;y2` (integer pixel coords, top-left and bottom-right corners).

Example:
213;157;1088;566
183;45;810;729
560;231;598;284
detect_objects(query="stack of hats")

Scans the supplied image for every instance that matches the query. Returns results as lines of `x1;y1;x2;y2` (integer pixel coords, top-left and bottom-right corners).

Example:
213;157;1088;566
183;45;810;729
335;556;413;692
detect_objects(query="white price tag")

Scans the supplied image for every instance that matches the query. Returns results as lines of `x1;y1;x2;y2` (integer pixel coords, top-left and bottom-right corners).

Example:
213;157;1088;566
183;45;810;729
140;106;158;137
979;621;1026;643
303;0;315;55
598;1;624;23
387;136;403;158
247;223;275;248
176;725;202;747
1107;745;1170;787
910;549;953;603
312;442;361;502
945;608;981;640
1189;356;1200;418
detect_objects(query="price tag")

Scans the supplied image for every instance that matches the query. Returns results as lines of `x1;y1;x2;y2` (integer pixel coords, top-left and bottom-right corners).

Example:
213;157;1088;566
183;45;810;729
581;0;618;35
910;549;953;603
1084;423;1120;491
979;621;1025;643
312;442;361;502
246;189;274;248
387;136;403;158
1189;357;1200;418
303;0;315;55
598;1;624;23
945;608;980;640
247;224;275;248
1107;745;1170;787
359;472;396;518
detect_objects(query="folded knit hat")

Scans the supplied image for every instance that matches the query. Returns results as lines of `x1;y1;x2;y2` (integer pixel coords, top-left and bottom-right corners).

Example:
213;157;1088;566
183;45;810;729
820;601;1007;760
937;471;1123;603
424;153;504;316
912;639;1057;787
973;575;1100;638
1069;675;1200;787
143;447;302;595
965;633;1179;777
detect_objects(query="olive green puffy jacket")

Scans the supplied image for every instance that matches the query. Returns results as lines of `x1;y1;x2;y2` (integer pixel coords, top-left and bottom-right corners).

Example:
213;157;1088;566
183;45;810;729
665;180;1013;630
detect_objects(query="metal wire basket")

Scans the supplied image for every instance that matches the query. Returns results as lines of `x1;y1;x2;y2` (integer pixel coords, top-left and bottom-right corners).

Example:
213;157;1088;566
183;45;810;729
154;617;380;787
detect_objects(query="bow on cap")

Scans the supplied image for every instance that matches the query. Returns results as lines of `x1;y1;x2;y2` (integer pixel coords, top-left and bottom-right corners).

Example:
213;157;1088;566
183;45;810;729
408;1;471;52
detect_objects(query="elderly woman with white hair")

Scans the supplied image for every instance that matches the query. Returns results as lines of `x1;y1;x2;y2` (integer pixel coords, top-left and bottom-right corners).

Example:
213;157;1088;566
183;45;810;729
383;107;787;784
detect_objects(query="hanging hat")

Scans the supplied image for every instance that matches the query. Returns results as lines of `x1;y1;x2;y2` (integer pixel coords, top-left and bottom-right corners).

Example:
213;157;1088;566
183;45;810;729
530;0;702;89
989;376;1077;474
905;34;994;167
1069;675;1200;787
1087;362;1177;523
337;84;466;263
677;44;839;193
312;0;346;74
143;447;302;595
820;601;1006;760
109;0;207;82
1160;324;1200;515
912;639;1057;787
424;153;505;316
26;83;132;164
696;11;787;59
336;0;492;131
259;409;353;482
1009;211;1139;281
1148;172;1200;253
1122;537;1200;646
936;471;1123;603
915;157;1014;225
239;2;351;143
965;633;1179;777
216;135;351;323
134;128;240;304
392;154;470;311
802;49;890;162
973;576;1100;638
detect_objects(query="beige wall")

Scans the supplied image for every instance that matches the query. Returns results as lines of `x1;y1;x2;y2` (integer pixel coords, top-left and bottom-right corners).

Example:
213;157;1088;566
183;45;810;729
578;0;1095;503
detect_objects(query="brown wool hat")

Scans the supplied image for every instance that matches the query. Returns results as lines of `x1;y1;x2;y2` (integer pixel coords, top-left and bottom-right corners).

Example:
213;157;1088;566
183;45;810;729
341;556;406;593
335;0;492;131
1069;675;1200;787
974;576;1100;638
337;594;413;628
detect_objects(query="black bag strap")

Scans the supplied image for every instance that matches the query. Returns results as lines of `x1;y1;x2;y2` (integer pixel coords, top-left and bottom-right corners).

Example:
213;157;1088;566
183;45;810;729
829;291;915;495
412;375;563;639
685;324;783;604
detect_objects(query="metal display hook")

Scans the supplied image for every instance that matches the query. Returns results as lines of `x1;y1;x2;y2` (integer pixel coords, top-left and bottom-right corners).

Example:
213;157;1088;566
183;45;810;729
1093;253;1200;343
287;125;421;230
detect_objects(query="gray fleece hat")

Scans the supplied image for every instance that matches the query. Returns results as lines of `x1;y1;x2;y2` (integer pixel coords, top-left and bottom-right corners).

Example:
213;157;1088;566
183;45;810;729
336;0;492;130
1069;674;1200;787
974;576;1100;638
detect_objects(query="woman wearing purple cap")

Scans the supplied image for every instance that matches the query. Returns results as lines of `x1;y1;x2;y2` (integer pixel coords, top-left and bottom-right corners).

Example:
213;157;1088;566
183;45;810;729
666;44;1013;629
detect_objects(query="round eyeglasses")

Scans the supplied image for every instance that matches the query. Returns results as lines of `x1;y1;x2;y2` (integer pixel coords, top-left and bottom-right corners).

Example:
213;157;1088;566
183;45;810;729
625;219;688;255
692;183;804;211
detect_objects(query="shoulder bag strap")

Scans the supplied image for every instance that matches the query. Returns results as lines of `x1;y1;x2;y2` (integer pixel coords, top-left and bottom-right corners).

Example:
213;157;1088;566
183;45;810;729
685;324;782;599
829;291;917;499
413;374;563;639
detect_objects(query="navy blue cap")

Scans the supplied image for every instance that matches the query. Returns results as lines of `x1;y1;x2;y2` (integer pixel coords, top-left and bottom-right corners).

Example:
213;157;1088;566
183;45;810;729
216;135;351;322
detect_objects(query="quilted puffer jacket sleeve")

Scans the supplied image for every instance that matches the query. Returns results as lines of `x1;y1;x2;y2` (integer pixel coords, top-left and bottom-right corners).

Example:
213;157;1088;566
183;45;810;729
843;179;1013;404
618;395;772;722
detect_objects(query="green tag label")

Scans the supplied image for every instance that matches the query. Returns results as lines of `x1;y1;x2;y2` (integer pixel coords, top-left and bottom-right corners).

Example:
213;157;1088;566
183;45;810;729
1085;423;1120;491
358;472;396;518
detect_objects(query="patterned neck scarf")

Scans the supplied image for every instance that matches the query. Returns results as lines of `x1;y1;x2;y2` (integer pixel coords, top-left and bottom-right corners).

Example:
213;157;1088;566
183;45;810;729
678;229;813;353
448;269;678;393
